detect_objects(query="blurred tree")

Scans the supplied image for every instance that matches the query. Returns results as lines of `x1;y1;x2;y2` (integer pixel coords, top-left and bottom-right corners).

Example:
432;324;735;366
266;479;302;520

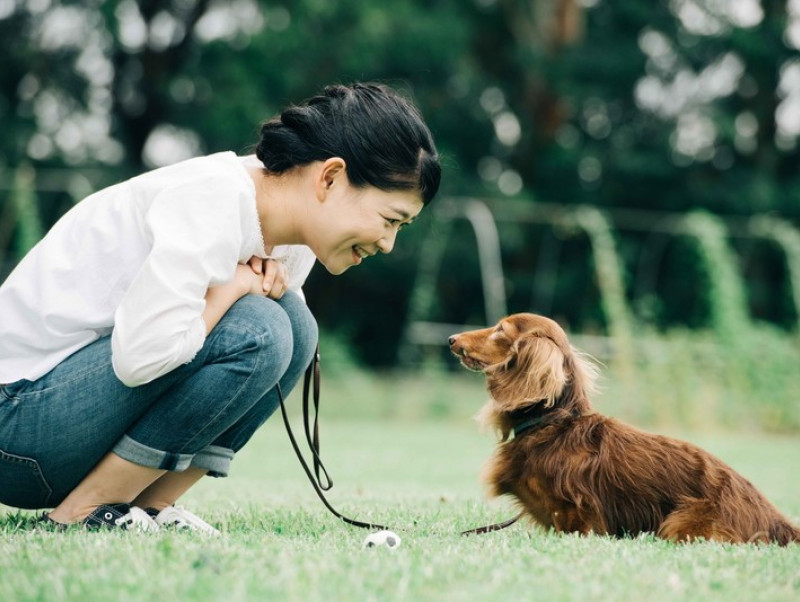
2;0;799;365
99;0;213;171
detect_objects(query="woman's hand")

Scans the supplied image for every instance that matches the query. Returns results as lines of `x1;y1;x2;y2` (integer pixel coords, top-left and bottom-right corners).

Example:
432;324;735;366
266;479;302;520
203;257;290;335
246;256;289;300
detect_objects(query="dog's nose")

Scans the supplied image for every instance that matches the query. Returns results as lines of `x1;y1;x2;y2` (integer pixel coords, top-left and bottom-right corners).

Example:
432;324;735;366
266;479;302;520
448;335;457;346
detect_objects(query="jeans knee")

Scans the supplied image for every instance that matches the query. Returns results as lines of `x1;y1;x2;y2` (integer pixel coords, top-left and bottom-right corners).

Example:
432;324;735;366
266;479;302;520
214;293;317;395
214;295;294;381
277;291;319;369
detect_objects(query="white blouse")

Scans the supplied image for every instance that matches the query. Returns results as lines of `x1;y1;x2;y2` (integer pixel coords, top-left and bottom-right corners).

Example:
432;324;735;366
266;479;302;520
0;152;317;387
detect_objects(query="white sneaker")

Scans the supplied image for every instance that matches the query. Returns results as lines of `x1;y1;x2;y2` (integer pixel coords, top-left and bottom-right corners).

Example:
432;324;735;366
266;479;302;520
123;506;161;532
144;505;220;536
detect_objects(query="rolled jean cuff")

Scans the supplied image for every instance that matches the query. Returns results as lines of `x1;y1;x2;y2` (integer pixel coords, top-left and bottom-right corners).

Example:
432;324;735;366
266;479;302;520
112;434;193;472
190;445;234;478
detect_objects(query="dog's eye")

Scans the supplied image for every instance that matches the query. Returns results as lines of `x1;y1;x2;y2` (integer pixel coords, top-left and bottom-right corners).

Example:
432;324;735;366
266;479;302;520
490;328;508;341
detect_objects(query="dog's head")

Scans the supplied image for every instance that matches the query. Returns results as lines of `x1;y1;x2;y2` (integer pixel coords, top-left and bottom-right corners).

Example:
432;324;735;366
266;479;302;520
449;313;597;437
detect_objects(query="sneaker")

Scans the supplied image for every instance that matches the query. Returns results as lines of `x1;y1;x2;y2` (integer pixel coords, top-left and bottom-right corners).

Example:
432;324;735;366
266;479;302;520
34;513;68;532
36;503;159;532
145;505;220;536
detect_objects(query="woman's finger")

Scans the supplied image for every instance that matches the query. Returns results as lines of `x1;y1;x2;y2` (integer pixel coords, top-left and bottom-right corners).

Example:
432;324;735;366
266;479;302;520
262;259;277;293
248;256;264;274
263;260;289;299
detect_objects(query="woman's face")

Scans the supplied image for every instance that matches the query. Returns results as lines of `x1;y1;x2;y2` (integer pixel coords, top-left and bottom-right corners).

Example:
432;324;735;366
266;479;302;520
311;175;424;275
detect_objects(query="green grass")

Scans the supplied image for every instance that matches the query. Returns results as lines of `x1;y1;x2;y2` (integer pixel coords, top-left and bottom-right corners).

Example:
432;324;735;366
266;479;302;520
2;410;799;602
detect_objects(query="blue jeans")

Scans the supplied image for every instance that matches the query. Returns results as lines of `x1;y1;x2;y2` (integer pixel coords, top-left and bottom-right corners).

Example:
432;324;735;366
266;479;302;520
0;293;317;510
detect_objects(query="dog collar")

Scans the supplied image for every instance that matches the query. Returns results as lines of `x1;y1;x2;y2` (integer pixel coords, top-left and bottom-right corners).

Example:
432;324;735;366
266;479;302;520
512;414;548;438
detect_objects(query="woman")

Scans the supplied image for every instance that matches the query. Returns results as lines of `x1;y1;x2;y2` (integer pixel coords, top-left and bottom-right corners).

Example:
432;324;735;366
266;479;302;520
0;83;440;532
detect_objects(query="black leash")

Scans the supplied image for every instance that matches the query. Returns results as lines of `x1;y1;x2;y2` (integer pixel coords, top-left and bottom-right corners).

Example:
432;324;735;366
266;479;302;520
460;512;524;536
278;346;520;536
277;346;389;531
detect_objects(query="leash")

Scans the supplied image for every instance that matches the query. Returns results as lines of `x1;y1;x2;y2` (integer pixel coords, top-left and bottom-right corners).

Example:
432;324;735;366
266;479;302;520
277;346;389;531
277;345;520;536
460;512;524;536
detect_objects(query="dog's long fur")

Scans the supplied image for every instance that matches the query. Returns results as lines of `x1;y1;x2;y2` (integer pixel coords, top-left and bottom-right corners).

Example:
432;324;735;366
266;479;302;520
449;313;800;545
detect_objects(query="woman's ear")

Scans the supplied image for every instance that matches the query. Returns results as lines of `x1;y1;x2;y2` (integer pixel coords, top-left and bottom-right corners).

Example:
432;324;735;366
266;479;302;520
487;335;567;410
316;157;348;201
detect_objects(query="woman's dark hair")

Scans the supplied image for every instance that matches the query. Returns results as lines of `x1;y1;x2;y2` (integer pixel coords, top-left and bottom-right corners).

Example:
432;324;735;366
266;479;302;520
256;83;441;205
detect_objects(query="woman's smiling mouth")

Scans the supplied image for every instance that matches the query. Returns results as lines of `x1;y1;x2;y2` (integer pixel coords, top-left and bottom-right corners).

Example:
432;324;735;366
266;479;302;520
352;246;372;264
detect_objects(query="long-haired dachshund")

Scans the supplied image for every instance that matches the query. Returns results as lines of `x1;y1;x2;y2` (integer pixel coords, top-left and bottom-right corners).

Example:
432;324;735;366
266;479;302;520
449;313;800;545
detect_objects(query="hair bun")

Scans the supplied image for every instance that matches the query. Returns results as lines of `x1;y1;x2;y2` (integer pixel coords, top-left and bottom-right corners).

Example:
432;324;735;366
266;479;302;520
255;82;440;204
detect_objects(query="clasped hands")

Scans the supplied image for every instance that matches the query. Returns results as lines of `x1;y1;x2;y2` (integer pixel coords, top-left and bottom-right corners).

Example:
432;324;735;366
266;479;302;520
235;255;289;300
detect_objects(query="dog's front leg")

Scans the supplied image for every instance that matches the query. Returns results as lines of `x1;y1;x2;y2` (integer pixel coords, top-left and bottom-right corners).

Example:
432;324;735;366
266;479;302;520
551;507;587;534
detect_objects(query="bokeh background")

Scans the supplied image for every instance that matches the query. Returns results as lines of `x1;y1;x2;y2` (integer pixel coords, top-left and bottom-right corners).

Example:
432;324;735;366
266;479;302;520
2;0;800;432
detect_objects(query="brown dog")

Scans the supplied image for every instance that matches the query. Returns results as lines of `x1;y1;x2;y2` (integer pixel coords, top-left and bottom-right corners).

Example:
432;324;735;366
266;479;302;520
449;313;800;545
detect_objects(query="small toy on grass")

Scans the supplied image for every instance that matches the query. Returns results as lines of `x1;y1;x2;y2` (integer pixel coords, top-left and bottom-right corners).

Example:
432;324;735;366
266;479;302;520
362;530;401;549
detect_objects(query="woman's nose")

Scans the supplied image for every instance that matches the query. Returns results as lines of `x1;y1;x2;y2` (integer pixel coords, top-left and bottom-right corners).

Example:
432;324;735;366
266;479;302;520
378;229;397;254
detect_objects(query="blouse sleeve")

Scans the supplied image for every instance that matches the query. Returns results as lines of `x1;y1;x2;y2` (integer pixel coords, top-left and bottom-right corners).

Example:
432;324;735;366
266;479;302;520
111;180;242;387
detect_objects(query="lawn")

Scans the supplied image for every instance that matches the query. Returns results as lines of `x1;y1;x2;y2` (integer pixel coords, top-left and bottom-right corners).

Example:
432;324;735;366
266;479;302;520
1;404;799;602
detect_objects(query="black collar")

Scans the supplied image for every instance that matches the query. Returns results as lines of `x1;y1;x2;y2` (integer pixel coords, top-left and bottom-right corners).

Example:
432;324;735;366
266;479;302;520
509;403;551;438
508;396;583;438
512;413;549;438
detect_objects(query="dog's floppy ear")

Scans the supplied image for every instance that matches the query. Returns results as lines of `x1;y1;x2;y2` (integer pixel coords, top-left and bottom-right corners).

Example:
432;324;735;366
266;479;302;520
487;334;567;410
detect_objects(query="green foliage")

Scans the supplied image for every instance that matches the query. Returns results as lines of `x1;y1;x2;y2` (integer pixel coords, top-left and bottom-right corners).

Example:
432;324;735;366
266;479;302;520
572;206;634;365
2;0;800;380
749;216;800;328
681;211;749;341
597;327;800;433
10;164;42;255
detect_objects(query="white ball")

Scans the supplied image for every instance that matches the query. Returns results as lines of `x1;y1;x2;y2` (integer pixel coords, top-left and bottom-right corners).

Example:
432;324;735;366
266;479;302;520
362;530;401;549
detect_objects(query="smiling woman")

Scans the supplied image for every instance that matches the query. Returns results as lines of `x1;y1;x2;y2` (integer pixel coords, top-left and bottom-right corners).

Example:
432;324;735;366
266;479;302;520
249;155;426;275
0;82;440;532
302;175;424;274
253;83;439;275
